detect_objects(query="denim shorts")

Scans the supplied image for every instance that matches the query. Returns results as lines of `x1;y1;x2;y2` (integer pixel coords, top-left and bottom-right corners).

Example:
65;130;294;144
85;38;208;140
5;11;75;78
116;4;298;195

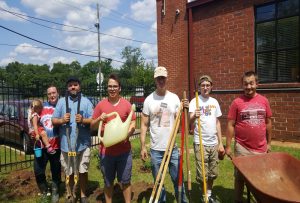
99;151;132;187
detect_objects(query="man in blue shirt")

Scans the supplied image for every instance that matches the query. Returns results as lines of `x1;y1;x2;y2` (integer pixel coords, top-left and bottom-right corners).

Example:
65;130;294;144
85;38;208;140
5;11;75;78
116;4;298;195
52;76;93;203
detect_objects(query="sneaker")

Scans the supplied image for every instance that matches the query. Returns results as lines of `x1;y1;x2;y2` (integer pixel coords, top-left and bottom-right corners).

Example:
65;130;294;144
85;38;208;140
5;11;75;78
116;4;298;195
208;196;218;203
51;193;59;203
80;196;89;203
47;146;56;154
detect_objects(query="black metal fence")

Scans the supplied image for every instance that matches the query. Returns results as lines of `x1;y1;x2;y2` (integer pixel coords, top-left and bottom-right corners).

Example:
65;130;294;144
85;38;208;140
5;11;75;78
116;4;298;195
0;82;154;172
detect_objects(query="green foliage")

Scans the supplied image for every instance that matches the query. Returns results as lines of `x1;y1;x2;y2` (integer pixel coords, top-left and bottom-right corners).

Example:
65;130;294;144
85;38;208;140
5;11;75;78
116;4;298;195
1;46;155;91
119;46;155;87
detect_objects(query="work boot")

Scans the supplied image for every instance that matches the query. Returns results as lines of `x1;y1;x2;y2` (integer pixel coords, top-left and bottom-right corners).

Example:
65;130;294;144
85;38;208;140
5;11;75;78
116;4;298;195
51;182;60;203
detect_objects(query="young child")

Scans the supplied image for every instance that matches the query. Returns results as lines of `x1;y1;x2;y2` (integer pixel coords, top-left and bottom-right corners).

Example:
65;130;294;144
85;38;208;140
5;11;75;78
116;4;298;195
28;99;56;154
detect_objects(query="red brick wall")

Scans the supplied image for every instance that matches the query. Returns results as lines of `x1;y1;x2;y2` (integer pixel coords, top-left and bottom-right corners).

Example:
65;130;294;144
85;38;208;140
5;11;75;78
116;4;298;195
213;92;300;142
156;0;300;142
156;0;189;97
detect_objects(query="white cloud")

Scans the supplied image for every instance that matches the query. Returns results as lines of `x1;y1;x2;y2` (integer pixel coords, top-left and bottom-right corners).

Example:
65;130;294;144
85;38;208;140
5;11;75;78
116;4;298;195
48;56;77;70
48;56;76;64
3;43;50;63
64;33;96;51
0;57;15;67
21;0;120;19
2;0;157;69
99;26;134;67
99;0;121;17
64;6;96;29
9;52;17;57
130;0;156;22
0;1;27;21
151;22;157;32
102;26;133;44
21;0;70;18
14;43;49;61
140;43;157;59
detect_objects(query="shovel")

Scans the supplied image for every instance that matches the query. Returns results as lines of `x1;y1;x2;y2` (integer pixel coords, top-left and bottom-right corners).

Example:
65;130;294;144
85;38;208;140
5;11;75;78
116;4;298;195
65;91;81;201
194;79;208;203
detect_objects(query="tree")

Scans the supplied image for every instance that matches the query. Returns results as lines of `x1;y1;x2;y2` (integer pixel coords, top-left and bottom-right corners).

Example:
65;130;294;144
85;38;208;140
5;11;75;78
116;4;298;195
119;46;145;84
119;46;154;87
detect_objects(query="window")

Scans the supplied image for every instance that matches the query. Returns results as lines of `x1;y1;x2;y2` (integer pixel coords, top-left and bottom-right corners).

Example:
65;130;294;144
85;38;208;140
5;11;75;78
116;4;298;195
255;0;299;83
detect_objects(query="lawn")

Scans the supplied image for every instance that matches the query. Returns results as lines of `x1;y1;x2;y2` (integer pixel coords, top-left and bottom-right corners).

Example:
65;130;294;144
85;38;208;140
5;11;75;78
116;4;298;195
0;145;33;172
0;135;299;203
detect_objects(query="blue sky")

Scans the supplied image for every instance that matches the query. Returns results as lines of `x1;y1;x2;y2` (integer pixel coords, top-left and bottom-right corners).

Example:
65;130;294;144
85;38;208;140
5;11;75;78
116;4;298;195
0;0;157;69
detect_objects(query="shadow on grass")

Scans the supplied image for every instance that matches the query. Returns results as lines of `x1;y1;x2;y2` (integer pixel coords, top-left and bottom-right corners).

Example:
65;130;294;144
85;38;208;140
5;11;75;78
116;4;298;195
188;182;235;203
136;187;175;203
60;179;100;201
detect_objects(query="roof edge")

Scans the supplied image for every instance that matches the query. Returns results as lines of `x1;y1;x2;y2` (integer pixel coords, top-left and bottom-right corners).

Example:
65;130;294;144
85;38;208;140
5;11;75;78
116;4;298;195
187;0;216;9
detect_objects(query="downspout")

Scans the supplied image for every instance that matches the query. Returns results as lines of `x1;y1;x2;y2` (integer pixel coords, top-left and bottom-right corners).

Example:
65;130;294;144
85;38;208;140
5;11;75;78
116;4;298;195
188;7;194;99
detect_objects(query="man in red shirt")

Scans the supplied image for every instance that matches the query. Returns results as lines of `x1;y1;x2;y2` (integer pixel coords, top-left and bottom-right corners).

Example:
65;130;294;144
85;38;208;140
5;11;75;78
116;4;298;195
225;71;272;203
91;74;136;203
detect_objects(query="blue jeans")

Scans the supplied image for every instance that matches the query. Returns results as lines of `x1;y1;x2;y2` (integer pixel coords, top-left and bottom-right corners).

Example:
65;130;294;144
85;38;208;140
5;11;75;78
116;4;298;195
150;148;188;203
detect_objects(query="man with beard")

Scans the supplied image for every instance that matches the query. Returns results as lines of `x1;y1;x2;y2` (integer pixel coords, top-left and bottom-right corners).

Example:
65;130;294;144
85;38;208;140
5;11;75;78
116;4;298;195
52;77;93;203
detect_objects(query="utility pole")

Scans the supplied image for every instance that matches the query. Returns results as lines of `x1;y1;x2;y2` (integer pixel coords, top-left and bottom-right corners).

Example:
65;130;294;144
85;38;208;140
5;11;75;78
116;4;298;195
95;3;101;98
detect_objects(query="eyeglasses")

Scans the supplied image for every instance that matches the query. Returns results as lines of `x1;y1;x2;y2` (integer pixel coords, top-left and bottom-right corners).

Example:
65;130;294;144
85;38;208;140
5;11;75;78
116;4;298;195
108;85;119;90
199;84;211;88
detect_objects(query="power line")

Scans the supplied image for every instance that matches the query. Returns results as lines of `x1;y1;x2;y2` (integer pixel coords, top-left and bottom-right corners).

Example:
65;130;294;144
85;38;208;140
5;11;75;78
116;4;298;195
99;4;151;29
0;43;158;62
2;8;84;33
55;0;151;29
0;25;126;64
0;43;86;52
0;7;156;44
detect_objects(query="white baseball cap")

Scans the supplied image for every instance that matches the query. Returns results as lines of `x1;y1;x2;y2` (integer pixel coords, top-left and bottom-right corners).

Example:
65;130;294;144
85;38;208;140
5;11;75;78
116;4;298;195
154;66;168;78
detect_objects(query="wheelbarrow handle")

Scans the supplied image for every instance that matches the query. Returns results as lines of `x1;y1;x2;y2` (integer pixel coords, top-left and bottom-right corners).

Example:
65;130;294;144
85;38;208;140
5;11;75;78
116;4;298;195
227;153;233;160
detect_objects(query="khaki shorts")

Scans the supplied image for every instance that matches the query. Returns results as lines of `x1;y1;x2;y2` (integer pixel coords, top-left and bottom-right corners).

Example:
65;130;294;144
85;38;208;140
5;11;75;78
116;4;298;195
60;147;91;175
234;142;264;181
194;144;219;183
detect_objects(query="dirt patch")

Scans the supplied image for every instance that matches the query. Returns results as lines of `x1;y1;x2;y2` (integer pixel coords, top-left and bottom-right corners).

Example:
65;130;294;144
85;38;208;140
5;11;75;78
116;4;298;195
89;181;153;203
0;170;38;201
0;169;154;202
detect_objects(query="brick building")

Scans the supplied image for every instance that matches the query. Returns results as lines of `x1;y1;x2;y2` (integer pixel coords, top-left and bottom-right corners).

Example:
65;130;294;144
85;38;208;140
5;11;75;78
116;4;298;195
156;0;300;142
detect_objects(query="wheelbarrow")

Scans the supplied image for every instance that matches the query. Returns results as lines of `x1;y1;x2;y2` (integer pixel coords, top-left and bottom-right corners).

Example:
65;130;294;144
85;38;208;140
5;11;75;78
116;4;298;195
232;152;300;203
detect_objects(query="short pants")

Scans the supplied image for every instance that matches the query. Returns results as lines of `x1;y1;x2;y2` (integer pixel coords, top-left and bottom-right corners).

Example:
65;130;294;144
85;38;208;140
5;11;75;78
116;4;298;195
99;151;132;187
60;147;91;175
194;143;219;182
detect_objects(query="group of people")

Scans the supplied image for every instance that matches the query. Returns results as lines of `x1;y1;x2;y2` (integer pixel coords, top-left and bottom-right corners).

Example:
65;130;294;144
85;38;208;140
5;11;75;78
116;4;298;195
30;66;272;203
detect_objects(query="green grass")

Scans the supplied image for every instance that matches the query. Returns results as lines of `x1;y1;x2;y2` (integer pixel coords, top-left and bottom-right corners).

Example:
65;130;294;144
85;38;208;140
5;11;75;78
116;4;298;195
0;145;33;171
1;136;300;203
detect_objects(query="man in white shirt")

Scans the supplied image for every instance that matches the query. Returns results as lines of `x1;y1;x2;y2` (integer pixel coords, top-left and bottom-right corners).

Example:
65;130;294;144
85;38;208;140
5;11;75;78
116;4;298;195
140;66;187;203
